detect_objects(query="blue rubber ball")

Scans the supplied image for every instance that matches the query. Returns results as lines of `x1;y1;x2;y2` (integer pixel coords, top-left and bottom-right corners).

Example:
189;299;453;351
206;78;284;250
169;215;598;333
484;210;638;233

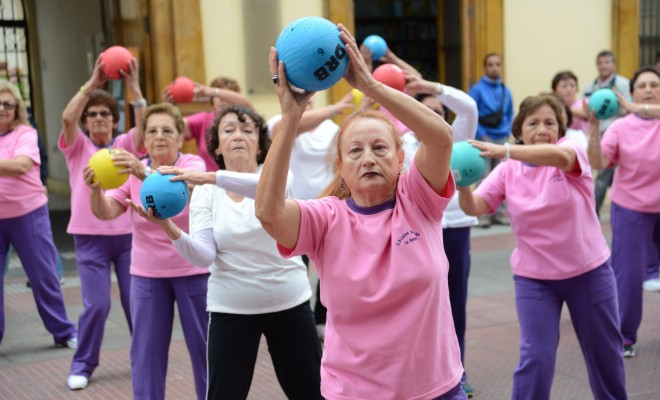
140;171;189;219
363;35;387;60
450;142;486;187
588;88;619;119
275;16;348;92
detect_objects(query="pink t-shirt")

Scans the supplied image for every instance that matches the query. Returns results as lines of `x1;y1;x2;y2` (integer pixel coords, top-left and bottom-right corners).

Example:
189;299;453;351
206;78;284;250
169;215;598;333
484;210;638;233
0;124;47;219
279;161;462;400
475;137;610;280
601;113;660;213
106;153;207;278
186;111;218;172
570;99;589;133
59;129;143;235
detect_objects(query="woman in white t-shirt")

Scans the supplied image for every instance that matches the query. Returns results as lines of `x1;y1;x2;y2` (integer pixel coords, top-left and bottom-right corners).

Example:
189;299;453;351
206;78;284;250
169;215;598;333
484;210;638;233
143;105;322;399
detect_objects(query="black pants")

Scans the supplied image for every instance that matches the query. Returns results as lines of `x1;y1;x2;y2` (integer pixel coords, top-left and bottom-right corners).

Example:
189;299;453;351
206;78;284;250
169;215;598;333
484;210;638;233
206;302;323;400
302;255;327;324
594;166;615;218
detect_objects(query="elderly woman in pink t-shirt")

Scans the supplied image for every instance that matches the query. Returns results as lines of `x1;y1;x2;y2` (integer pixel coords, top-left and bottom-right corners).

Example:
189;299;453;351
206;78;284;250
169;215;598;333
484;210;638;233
458;95;626;399
256;25;466;400
60;54;145;391
587;66;660;359
86;103;208;400
0;81;77;350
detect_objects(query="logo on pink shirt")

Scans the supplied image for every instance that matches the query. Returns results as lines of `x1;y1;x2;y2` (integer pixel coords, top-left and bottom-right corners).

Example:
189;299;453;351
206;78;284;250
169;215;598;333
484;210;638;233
396;229;421;246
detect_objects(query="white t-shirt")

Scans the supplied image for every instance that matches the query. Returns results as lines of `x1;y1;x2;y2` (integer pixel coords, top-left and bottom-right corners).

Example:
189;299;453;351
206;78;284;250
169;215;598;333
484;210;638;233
268;115;338;200
189;167;311;314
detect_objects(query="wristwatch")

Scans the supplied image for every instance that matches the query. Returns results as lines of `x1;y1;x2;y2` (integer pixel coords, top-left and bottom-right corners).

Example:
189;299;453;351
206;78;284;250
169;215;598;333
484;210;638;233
131;98;147;108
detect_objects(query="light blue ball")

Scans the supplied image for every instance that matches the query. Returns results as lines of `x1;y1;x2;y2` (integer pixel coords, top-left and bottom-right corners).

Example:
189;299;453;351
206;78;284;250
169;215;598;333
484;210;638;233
275;16;348;92
140;171;189;219
588;88;619;119
363;35;387;60
450;142;486;187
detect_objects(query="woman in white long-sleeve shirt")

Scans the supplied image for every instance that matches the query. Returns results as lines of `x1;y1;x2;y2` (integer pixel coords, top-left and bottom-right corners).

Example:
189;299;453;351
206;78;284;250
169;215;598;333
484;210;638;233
403;77;479;396
130;105;322;399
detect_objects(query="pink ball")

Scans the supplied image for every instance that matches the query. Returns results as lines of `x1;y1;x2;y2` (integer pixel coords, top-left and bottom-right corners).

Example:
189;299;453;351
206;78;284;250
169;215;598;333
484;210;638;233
169;77;195;103
100;46;132;80
372;63;406;92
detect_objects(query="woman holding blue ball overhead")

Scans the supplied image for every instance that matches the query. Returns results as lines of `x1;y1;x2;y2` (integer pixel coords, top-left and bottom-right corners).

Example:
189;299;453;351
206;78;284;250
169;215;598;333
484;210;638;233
259;23;466;399
587;66;660;359
85;103;208;400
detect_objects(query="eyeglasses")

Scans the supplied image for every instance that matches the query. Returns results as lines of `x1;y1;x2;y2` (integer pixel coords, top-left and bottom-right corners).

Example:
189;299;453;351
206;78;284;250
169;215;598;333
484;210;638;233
0;102;17;111
85;111;112;118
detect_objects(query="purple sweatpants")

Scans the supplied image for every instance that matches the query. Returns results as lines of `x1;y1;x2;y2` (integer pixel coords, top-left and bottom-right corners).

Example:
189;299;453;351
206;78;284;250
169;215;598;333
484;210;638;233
610;201;660;346
0;205;76;344
130;273;209;400
512;263;626;400
443;227;471;377
431;382;468;400
70;234;132;378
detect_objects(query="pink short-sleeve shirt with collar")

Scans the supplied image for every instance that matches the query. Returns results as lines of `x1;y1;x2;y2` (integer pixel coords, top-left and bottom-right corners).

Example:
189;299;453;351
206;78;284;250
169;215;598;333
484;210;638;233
600;113;660;213
0;124;47;219
474;137;610;280
106;153;207;278
186;111;218;172
279;161;463;400
58;128;144;235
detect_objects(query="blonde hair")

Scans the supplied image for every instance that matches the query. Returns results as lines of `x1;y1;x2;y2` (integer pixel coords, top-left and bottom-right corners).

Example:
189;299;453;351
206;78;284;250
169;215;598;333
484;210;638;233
319;109;403;199
0;81;29;129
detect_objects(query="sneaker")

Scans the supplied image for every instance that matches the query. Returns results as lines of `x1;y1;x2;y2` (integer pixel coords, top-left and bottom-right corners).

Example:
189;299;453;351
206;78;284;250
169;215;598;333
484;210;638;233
623;344;635;358
316;324;326;342
67;375;88;390
57;336;78;350
643;278;660;292
477;215;491;229
461;381;475;398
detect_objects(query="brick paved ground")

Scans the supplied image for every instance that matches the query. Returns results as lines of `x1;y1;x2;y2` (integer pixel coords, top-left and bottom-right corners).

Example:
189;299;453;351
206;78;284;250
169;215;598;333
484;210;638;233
1;211;660;399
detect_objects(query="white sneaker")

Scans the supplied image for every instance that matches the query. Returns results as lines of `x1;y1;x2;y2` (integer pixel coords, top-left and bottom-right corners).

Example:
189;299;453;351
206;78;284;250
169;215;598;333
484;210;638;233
67;375;88;390
65;336;78;350
643;279;660;292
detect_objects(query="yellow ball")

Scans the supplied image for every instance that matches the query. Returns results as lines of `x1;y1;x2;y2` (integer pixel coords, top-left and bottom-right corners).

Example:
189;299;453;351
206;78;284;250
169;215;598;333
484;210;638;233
351;89;379;110
88;148;129;189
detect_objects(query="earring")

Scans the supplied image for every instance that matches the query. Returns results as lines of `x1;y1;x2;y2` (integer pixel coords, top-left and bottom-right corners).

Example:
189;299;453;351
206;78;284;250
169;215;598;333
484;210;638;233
340;178;345;192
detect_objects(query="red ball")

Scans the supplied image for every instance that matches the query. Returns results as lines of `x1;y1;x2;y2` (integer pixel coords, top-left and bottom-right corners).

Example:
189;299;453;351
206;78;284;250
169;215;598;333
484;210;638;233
372;63;406;92
100;46;132;80
168;77;195;103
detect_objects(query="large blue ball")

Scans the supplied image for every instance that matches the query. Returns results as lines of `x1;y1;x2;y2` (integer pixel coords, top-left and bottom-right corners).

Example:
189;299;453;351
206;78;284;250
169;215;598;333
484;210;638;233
140;172;189;219
450;142;486;187
275;17;348;92
363;35;387;60
588;88;619;119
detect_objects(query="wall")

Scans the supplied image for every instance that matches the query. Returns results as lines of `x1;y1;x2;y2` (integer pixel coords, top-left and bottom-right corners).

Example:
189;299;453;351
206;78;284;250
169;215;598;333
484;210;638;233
503;0;611;110
35;0;104;208
200;0;328;120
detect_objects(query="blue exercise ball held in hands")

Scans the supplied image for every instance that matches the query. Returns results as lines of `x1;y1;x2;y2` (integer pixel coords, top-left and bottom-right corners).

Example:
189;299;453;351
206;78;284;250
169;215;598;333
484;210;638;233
275;16;348;92
362;35;387;60
140;171;189;219
588;88;619;119
450;142;487;187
